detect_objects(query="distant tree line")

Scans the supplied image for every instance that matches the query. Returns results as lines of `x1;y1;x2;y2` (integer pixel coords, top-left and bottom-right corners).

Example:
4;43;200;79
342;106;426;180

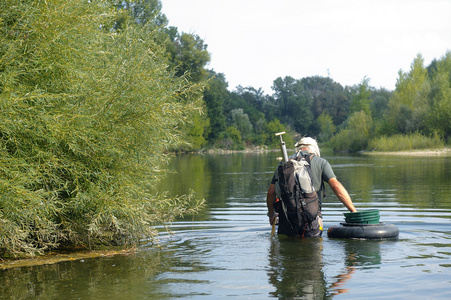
201;52;450;152
114;1;451;153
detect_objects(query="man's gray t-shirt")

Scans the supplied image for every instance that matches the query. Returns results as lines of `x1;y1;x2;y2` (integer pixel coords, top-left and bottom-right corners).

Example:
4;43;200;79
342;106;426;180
271;152;336;203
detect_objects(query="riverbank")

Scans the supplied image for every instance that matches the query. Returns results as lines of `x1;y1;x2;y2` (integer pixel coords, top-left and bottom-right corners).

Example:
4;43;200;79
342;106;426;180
203;146;451;156
203;145;275;154
361;147;451;156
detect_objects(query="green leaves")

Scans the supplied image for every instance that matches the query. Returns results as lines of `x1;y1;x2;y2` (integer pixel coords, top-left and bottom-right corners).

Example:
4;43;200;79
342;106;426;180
0;0;204;257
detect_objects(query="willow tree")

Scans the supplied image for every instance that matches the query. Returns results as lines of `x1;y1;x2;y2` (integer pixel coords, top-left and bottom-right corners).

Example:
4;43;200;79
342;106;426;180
428;51;451;141
0;0;204;257
349;77;372;115
388;54;431;134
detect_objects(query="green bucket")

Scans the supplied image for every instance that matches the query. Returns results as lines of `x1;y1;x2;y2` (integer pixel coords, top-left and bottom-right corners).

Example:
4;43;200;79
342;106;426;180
343;209;380;224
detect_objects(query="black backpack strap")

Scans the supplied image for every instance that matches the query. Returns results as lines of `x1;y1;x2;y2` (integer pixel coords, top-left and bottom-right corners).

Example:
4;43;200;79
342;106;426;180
295;180;303;233
303;152;315;164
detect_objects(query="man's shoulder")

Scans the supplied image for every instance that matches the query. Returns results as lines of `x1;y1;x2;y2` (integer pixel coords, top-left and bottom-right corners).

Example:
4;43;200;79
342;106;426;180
311;155;330;168
312;155;327;162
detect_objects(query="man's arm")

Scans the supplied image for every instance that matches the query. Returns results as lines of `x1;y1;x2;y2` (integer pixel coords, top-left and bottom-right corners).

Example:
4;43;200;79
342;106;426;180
328;177;357;212
266;183;277;224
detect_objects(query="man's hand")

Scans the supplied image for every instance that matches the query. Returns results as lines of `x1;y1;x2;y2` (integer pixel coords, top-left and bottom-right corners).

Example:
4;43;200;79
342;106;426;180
269;213;279;225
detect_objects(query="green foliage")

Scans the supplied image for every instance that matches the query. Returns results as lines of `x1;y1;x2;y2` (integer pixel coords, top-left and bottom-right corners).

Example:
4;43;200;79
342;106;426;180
388;54;430;134
316;112;336;142
215;126;243;150
0;0;204;257
110;1;212;148
165;31;211;83
253;118;269;145
300;76;350;127
231;109;253;140
111;0;168;29
203;71;228;142
427;51;451;141
331;111;372;152
272;76;314;134
331;51;450;152
266;120;294;149
350;76;372;115
370;88;391;121
370;88;392;137
233;86;267;125
368;133;444;151
14;0;451;257
227;126;243;148
177;112;209;151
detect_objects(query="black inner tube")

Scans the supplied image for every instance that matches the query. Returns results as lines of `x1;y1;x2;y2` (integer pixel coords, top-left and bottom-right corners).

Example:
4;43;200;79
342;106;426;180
327;222;399;239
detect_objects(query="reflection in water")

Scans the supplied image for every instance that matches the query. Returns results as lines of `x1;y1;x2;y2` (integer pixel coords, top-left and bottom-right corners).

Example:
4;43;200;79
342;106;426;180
327;239;382;297
268;237;327;299
0;250;164;299
268;236;383;299
329;266;356;296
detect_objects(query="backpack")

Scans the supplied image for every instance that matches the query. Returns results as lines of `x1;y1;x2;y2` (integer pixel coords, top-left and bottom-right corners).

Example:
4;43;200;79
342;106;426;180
274;153;320;237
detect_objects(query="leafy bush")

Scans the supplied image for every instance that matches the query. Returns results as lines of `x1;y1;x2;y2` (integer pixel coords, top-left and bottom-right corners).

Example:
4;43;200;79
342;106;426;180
330;111;372;152
0;0;204;257
266;120;295;149
330;129;369;152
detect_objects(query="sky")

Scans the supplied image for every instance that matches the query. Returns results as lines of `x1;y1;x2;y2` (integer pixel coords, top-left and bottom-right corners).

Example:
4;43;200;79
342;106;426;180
160;0;451;95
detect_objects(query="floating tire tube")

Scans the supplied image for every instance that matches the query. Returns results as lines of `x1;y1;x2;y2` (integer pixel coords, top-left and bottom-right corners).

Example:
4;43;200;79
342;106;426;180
327;222;399;240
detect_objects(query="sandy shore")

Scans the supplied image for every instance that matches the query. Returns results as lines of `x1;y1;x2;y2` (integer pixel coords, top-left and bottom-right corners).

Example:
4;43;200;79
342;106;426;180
204;146;275;154
362;148;451;156
0;249;136;270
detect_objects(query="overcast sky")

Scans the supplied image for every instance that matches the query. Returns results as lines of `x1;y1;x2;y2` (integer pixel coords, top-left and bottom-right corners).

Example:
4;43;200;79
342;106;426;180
161;0;451;95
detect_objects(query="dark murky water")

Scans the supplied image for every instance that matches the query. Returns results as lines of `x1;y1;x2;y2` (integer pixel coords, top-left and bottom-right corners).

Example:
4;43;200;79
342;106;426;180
2;152;451;299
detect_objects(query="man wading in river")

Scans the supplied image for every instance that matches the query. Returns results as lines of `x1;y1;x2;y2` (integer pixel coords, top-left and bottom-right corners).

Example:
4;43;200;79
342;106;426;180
266;137;357;237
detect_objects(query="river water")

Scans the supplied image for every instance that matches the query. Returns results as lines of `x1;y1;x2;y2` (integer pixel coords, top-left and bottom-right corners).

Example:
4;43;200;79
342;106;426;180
2;151;451;299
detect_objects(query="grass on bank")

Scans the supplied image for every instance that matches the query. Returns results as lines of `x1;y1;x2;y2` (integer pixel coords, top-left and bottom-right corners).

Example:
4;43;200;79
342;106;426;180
368;133;445;152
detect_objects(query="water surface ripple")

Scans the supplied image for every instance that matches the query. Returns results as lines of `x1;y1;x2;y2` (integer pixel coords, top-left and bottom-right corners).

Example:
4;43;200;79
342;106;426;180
1;152;451;299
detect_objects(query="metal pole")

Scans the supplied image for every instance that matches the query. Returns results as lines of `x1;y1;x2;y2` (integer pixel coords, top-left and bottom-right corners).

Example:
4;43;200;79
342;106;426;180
275;132;289;162
272;132;288;236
